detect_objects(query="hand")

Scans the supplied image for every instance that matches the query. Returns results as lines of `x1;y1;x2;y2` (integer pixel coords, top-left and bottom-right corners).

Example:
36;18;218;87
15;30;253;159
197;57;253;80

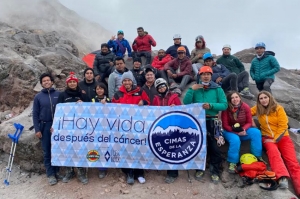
50;127;54;134
100;99;106;104
95;75;100;81
170;104;175;107
172;74;178;78
192;84;204;90
167;70;173;77
238;130;247;136
216;77;222;84
76;100;83;103
81;90;86;94
139;71;143;75
111;35;116;40
197;53;204;58
109;61;114;66
202;103;210;110
127;57;132;60
138;100;143;106
35;131;42;139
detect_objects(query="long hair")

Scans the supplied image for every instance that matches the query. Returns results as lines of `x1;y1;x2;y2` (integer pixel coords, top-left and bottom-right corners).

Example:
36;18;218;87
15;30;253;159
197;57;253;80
256;91;278;116
226;91;242;111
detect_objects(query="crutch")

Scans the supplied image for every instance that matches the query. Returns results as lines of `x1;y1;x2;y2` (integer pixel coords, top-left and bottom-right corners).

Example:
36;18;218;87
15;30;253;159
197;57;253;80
4;123;24;185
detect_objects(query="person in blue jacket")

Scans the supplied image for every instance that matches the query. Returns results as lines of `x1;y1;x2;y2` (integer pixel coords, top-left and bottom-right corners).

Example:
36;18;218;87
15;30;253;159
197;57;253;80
250;42;280;93
107;30;132;58
32;73;60;186
201;53;238;92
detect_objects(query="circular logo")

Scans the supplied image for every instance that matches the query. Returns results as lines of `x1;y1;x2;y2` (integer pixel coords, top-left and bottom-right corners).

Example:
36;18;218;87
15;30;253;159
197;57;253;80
86;150;100;162
148;111;203;164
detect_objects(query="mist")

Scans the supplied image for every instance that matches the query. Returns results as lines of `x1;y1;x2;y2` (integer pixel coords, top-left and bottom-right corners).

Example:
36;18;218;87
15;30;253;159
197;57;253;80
58;0;300;69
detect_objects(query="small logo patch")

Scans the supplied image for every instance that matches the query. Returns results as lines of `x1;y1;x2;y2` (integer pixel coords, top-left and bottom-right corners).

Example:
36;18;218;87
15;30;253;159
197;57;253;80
86;150;100;162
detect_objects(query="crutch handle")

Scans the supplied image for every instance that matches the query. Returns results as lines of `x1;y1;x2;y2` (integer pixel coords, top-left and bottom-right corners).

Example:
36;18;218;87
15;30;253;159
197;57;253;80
8;123;24;144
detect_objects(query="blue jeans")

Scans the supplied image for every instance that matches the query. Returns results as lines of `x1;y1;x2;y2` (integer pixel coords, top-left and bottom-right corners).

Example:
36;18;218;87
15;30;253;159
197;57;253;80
40;121;59;177
223;127;262;163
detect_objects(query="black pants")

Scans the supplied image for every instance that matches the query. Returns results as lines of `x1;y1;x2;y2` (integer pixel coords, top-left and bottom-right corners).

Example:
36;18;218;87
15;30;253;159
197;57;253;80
221;73;238;92
132;51;152;65
237;71;250;91
122;168;144;178
256;78;273;93
196;120;222;176
167;68;191;91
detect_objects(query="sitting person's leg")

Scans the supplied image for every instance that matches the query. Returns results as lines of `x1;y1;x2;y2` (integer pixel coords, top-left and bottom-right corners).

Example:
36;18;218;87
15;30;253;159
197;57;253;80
192;63;202;79
222;130;241;173
238;71;254;98
177;75;191;91
241;127;262;158
263;78;274;93
221;73;238;92
144;51;152;65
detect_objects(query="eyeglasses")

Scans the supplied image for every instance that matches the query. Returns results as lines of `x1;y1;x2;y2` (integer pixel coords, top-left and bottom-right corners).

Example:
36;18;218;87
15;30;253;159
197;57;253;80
158;85;166;89
177;52;185;54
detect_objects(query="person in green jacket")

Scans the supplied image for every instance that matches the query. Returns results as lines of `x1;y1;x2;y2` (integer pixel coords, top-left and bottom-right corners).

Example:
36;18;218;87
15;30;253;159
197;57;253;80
183;66;227;184
216;44;254;99
250;42;280;93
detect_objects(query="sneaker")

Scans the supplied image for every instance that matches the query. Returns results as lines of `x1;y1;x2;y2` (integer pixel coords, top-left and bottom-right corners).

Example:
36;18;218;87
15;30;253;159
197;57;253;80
126;173;134;185
98;170;107;179
77;168;88;185
228;163;236;174
48;175;57;186
194;170;204;181
240;88;254;99
278;177;288;189
164;175;177;184
62;168;75;183
211;174;220;184
138;176;146;184
257;157;268;165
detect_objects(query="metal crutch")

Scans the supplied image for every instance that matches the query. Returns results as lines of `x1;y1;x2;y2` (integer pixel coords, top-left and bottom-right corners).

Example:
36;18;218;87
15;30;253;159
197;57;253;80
4;123;24;185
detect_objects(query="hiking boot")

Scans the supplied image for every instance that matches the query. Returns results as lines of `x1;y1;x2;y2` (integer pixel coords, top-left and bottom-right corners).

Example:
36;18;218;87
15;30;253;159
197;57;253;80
55;172;64;181
165;175;177;184
98;170;107;179
194;170;204;181
62;167;75;183
228;163;236;174
211;174;220;184
126;172;134;185
48;175;57;186
240;88;254;99
257;157;268;165
77;168;88;185
278;177;288;189
169;82;179;90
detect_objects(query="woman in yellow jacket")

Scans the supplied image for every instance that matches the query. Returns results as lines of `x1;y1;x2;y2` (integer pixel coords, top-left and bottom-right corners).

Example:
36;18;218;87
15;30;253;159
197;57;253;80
251;91;300;197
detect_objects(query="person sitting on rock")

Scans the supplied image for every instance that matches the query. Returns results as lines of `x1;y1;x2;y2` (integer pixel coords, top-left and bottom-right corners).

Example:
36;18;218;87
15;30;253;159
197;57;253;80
164;46;193;96
216;44;254;99
221;91;263;173
132;27;156;65
166;34;190;58
250;42;280;93
93;43;116;83
112;71;150;185
57;72;90;185
151;49;171;81
78;68;96;100
191;35;211;77
202;52;238;93
108;57;136;99
142;66;158;104
152;78;181;183
107;30;132;58
131;57;146;87
183;66;227;184
251;91;300;197
33;73;61;186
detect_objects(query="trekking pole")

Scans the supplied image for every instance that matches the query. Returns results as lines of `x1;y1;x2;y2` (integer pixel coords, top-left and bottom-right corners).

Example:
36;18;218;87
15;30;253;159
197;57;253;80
4;123;24;186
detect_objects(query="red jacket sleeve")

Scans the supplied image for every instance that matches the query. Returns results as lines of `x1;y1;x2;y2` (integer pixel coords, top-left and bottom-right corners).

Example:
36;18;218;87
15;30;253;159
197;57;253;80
221;110;233;132
177;60;192;77
148;35;156;47
159;55;172;65
242;103;253;130
164;59;175;71
151;56;159;68
141;90;150;105
173;95;182;105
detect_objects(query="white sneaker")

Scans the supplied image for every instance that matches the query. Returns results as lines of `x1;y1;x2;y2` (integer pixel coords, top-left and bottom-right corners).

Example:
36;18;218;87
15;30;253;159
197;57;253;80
138;177;146;184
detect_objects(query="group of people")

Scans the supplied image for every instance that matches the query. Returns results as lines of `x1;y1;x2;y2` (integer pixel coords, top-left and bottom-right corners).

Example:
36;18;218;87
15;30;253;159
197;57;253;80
32;28;299;198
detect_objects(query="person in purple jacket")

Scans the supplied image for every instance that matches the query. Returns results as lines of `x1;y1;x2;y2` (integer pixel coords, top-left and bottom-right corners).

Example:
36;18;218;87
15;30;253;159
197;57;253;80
32;73;60;186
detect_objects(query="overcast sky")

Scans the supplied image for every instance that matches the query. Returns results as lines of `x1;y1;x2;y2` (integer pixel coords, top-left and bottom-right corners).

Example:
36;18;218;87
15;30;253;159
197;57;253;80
58;0;300;69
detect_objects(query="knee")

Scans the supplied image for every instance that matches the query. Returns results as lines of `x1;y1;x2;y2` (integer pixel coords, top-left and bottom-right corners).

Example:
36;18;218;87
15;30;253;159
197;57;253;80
247;128;261;137
226;134;241;147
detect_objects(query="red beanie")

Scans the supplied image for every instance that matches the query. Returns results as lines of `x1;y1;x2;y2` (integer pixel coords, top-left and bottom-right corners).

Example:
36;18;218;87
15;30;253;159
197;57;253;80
66;72;78;83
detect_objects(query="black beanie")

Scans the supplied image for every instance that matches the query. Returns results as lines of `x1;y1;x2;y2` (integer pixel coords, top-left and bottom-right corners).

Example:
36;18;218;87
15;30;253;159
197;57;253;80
133;57;142;63
101;43;109;49
83;68;94;76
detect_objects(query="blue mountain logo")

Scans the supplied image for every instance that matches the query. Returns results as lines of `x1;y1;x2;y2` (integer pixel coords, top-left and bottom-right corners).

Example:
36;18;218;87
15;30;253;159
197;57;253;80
148;111;203;164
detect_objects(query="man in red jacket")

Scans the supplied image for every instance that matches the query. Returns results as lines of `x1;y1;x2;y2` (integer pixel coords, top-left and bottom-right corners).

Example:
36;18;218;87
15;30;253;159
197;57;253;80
132;27;156;65
164;46;193;95
151;49;171;81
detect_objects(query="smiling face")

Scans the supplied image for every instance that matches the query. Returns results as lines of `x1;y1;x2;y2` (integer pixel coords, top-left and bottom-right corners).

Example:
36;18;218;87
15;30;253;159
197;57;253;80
200;72;212;83
258;93;270;107
222;47;231;56
177;52;185;59
255;47;265;56
230;93;241;106
67;80;78;90
122;79;133;90
133;61;141;69
41;76;53;89
157;84;167;93
145;71;155;83
96;86;105;97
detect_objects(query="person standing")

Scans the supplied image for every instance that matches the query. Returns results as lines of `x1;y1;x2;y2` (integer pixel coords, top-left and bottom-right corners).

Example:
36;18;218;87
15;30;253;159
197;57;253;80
33;73;60;186
183;66;227;184
217;44;254;98
107;30;132;58
221;91;262;173
112;71;150;185
132;27;156;65
57;72;90;185
166;34;190;58
251;91;300;197
78;68;96;100
250;42;280;93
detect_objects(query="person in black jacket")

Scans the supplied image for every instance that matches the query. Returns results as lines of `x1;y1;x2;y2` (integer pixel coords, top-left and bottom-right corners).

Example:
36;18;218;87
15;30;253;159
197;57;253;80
91;82;111;104
57;72;89;184
131;57;146;87
166;34;190;58
93;43;116;83
79;68;96;100
142;67;158;104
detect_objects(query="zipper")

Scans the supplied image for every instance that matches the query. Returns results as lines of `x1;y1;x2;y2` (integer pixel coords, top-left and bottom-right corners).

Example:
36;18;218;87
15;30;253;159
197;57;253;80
48;89;54;121
265;115;274;138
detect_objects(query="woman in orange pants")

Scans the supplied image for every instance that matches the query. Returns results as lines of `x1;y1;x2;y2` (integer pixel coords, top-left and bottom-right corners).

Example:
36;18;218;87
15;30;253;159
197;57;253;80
251;91;300;197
